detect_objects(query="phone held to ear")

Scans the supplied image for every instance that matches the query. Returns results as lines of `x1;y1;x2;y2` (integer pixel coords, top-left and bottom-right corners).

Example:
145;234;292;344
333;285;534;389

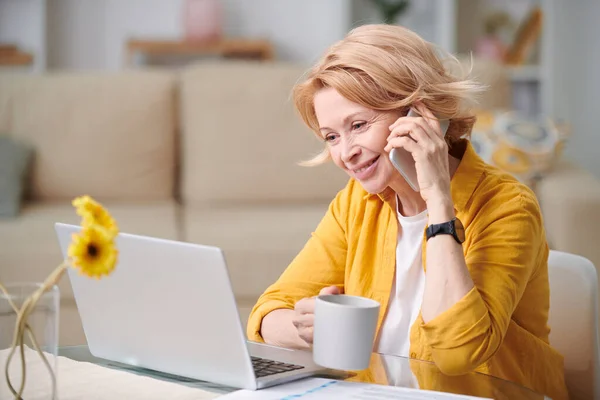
388;108;450;192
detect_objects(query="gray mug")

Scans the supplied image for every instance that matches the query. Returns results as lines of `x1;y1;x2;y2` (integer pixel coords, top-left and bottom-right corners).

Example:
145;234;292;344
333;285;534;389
313;294;380;371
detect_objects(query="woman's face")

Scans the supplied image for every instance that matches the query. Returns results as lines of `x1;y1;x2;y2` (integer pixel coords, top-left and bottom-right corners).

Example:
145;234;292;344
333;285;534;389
314;87;404;194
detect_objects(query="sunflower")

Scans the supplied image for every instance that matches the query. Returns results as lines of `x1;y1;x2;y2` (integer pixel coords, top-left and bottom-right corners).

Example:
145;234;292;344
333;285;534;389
68;225;118;279
72;195;118;237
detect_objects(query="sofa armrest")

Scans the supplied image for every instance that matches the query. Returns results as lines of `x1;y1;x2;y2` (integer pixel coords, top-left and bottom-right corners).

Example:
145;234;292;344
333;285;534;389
536;161;600;269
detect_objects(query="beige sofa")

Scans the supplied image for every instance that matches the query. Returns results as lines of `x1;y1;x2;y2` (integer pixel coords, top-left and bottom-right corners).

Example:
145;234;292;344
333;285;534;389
1;61;599;346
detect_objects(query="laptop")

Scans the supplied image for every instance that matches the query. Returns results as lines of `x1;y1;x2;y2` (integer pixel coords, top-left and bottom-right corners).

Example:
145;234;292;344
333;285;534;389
54;222;330;390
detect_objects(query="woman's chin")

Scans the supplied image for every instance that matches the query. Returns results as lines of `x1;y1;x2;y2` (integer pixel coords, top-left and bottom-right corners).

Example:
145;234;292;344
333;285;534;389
356;179;388;195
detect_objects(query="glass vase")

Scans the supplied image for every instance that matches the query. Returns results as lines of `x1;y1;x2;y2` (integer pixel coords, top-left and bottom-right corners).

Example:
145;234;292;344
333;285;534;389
0;283;59;399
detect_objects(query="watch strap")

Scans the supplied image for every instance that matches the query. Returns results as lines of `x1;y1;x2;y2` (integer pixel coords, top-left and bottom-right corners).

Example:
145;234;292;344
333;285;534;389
426;218;459;242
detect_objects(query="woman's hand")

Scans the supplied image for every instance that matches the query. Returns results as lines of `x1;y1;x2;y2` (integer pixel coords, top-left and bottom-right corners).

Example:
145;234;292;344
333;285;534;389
292;285;342;345
384;102;451;205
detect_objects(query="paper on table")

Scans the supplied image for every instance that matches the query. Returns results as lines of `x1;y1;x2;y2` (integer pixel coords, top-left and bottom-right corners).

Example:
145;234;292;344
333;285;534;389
0;346;220;400
219;377;492;400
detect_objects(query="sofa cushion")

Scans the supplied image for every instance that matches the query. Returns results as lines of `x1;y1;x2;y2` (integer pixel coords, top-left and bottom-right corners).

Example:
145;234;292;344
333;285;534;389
470;109;570;188
182;203;330;301
0;136;32;217
537;161;600;271
179;61;348;205
0;201;180;300
0;71;177;201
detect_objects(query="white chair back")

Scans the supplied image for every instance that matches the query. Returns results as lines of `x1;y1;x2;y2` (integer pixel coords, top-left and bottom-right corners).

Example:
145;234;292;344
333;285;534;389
548;250;600;399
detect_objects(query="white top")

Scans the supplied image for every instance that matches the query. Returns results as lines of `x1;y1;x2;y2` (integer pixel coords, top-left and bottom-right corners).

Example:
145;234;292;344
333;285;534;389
375;200;427;358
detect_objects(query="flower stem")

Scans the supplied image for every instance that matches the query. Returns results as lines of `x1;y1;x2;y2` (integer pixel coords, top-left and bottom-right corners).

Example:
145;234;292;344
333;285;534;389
0;261;69;400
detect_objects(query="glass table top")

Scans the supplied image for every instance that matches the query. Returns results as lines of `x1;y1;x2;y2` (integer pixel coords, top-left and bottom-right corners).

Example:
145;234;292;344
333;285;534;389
58;345;543;399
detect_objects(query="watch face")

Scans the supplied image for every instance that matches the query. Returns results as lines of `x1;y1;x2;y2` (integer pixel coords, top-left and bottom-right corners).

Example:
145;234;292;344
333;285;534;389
454;218;466;243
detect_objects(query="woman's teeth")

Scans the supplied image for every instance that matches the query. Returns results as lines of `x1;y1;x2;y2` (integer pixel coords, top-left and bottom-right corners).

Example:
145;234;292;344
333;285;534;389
355;158;377;173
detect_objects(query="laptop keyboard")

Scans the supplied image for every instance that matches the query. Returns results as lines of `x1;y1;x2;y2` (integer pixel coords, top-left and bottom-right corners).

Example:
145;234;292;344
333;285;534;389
251;356;305;378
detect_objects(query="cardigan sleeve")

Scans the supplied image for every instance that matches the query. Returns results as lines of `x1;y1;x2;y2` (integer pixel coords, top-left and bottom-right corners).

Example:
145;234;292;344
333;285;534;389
246;182;352;342
420;192;547;375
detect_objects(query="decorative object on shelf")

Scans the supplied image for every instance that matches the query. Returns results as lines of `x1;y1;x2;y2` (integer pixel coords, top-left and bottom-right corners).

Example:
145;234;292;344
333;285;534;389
475;11;513;62
0;196;119;400
368;0;411;24
182;0;222;42
505;6;543;66
470;109;571;187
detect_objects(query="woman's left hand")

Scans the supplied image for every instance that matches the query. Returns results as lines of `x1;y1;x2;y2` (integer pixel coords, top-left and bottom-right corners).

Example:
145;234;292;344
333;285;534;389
384;102;451;205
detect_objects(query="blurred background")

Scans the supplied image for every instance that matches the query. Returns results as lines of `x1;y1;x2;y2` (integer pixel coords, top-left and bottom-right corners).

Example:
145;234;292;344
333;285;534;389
1;0;600;349
2;0;597;168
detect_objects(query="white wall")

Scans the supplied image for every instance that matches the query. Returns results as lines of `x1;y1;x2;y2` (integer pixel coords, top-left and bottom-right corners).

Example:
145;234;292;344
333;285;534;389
0;0;46;72
549;0;600;178
225;0;351;64
351;0;456;53
46;0;351;71
46;0;106;71
47;0;186;71
104;0;187;70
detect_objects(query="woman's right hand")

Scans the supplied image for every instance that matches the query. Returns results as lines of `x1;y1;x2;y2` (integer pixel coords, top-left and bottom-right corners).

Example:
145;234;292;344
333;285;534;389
292;285;342;346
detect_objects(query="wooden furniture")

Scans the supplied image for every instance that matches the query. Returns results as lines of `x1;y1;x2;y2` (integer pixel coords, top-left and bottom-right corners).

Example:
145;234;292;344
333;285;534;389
0;44;34;67
125;38;275;66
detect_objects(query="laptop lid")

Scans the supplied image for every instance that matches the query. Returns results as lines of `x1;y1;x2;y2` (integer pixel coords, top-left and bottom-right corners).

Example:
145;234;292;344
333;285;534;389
54;223;257;389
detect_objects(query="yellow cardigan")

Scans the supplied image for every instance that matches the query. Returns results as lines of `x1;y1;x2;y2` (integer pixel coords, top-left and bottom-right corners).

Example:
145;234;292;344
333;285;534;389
247;140;569;400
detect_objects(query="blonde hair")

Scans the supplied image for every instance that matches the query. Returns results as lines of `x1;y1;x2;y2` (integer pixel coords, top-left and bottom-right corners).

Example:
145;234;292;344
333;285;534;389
293;24;485;166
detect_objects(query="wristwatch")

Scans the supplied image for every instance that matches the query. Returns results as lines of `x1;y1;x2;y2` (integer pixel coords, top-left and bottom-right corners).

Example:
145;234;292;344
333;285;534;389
426;217;465;244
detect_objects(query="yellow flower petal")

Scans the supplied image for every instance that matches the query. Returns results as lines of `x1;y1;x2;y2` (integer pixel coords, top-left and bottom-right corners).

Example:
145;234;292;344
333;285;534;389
68;225;118;278
72;195;119;238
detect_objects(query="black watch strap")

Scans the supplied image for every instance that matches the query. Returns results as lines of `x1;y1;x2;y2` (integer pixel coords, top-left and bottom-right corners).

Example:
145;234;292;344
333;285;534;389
426;217;464;244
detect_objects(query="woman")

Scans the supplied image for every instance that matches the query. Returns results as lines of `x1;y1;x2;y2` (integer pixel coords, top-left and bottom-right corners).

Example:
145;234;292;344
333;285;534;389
246;24;568;399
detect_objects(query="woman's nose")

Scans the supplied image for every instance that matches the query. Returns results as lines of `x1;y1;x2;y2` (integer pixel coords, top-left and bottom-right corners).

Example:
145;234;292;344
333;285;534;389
340;138;361;164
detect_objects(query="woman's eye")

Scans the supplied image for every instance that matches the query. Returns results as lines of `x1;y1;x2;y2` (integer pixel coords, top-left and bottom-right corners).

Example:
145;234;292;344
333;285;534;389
325;133;339;143
352;122;366;130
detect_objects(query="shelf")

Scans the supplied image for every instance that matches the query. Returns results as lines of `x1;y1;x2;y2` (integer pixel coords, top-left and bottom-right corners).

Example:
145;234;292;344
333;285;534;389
125;38;275;65
0;44;19;55
507;65;543;82
0;49;34;67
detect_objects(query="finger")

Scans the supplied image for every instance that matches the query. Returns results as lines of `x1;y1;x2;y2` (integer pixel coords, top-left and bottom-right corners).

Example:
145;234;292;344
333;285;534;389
390;119;443;149
292;313;314;329
384;135;420;155
388;122;432;146
388;107;412;130
319;285;341;295
294;297;315;315
298;327;313;345
389;115;420;131
415;102;442;139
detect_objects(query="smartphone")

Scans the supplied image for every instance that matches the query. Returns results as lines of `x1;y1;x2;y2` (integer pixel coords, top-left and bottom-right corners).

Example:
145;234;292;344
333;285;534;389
388;108;450;192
